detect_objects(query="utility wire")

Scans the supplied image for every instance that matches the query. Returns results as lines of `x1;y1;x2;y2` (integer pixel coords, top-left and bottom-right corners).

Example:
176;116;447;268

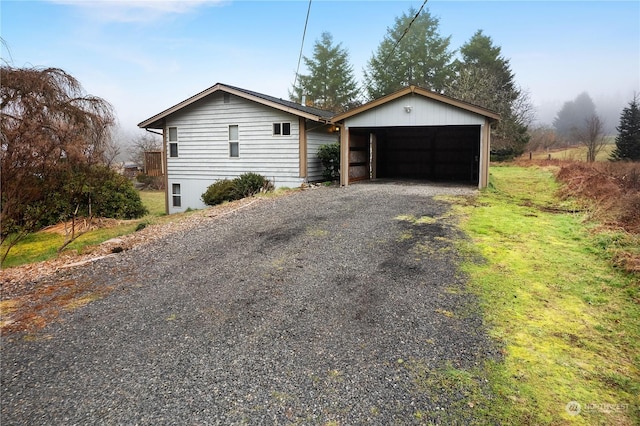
380;0;429;70
292;0;312;93
358;0;429;102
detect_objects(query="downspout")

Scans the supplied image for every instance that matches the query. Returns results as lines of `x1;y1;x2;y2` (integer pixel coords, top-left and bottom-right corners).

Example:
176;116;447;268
145;127;169;213
162;123;169;214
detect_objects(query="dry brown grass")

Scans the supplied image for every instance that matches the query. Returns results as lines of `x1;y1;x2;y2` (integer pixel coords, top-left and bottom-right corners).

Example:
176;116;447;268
555;161;640;233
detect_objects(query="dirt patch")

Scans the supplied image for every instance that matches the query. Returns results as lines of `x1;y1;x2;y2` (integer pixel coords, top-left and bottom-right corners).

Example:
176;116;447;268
0;279;113;335
40;217;129;235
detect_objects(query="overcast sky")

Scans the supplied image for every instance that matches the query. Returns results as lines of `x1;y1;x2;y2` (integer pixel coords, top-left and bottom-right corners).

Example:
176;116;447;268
2;0;639;138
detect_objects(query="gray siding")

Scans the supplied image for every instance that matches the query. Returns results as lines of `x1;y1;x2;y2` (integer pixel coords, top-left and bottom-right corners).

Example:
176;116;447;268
343;94;486;128
306;122;339;183
165;92;306;213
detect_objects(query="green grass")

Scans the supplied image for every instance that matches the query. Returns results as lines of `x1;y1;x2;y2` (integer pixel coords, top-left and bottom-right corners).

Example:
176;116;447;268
452;165;640;424
1;190;166;269
138;190;166;216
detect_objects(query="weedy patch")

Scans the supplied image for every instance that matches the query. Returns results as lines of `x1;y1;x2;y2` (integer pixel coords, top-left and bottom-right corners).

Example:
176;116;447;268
434;308;455;318
402;359;495;425
397;230;413;242
394;214;438;225
306;227;329;237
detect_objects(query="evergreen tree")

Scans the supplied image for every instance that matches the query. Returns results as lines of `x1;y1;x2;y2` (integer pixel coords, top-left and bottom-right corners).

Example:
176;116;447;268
553;92;597;142
457;30;516;98
446;30;532;159
363;7;454;100
610;95;640;161
290;32;360;113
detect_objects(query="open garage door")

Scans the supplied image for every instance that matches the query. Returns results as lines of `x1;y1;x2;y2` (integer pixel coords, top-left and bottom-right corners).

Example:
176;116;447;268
375;125;480;184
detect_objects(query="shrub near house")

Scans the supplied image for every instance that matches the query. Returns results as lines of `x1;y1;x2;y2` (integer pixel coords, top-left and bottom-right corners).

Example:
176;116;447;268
202;173;272;206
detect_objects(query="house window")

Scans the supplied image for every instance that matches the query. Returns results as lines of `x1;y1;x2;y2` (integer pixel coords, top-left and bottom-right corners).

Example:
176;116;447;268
168;127;178;157
273;122;291;136
172;183;181;207
229;125;239;157
224;93;230;104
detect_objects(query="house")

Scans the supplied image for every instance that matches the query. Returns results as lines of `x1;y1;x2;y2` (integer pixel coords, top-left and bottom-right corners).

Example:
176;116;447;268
332;85;500;189
139;83;499;214
138;83;338;214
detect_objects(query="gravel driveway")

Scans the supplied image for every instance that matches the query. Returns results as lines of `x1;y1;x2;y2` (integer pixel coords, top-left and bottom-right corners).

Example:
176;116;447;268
2;182;499;424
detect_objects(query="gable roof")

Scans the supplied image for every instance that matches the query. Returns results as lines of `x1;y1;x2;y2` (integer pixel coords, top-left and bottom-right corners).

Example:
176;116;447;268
332;85;501;123
138;83;335;129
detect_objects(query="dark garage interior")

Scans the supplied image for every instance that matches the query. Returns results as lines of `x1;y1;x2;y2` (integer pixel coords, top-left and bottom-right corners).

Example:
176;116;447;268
351;125;481;184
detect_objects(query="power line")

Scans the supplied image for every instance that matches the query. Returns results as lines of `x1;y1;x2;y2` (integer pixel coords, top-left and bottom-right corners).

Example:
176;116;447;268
380;0;429;70
357;0;429;102
292;0;312;92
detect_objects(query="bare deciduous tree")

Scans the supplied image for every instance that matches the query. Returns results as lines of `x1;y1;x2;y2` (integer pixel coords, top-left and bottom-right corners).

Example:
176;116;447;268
129;133;162;168
527;125;560;152
102;133;122;167
577;114;607;162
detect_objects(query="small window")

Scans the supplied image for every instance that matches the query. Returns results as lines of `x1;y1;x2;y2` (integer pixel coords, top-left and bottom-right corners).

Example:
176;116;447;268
273;122;291;136
229;125;238;141
224;93;230;104
169;143;178;158
168;127;177;141
168;127;178;157
172;183;181;207
229;142;239;157
229;125;239;157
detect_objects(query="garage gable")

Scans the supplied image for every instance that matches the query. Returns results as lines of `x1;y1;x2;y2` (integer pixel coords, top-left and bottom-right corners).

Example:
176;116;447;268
339;93;487;128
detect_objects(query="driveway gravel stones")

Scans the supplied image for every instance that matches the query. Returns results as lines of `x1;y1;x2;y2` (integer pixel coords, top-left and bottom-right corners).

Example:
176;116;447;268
1;182;500;424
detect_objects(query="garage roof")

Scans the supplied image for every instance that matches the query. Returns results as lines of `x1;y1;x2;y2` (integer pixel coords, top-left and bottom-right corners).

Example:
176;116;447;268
332;85;500;123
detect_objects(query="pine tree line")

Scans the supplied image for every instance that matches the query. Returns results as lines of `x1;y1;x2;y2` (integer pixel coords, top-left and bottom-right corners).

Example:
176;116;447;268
290;7;532;158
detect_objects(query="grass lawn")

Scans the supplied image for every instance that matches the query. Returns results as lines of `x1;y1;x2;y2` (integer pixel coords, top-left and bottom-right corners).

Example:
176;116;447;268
1;191;166;269
452;165;640;424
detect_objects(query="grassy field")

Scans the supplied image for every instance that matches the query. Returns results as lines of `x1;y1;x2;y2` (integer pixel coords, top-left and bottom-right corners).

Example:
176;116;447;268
527;143;615;162
1;191;166;269
452;165;639;424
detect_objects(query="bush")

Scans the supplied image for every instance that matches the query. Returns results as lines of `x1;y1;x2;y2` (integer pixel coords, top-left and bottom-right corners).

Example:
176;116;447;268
317;143;340;181
201;173;273;206
88;167;148;219
490;148;517;162
202;179;237;206
233;172;272;198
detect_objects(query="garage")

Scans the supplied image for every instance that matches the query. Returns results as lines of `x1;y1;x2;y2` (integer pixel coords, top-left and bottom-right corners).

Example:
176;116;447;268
332;86;499;189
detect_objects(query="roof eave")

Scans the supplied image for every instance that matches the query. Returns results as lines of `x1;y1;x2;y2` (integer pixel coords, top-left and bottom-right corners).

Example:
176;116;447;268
138;83;329;129
331;85;501;123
